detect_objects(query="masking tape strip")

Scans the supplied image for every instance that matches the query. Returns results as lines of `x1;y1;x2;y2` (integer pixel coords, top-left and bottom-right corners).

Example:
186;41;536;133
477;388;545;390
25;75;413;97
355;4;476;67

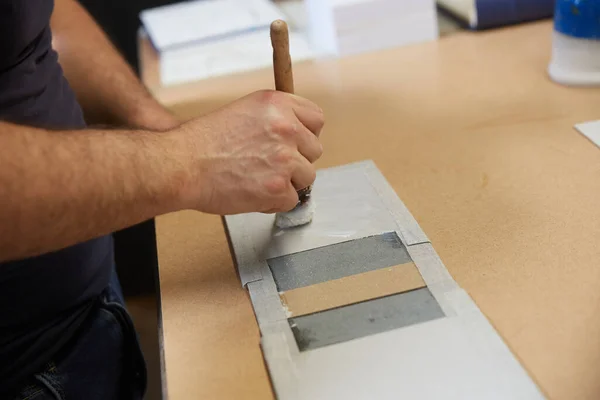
260;320;299;399
247;278;288;327
246;260;302;398
404;241;462;317
223;214;263;287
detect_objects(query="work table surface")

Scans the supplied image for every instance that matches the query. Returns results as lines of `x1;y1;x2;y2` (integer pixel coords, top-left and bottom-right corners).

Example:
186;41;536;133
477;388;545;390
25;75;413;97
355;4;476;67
152;21;600;399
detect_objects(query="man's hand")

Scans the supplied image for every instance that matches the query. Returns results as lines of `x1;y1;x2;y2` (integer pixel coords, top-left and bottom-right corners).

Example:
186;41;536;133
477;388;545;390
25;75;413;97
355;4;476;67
0;91;323;261
175;90;324;215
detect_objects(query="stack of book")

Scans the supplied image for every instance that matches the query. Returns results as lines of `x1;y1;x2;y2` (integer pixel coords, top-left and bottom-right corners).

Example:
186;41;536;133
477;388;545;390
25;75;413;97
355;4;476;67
438;0;554;30
305;0;439;57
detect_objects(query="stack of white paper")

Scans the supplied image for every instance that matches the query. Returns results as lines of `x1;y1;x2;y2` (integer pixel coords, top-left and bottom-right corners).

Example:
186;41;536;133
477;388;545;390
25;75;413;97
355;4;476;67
305;0;439;57
140;0;314;86
158;29;313;86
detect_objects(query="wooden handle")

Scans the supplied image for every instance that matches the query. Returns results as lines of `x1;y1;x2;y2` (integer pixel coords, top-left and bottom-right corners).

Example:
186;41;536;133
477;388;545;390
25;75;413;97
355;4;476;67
270;20;294;94
271;20;312;202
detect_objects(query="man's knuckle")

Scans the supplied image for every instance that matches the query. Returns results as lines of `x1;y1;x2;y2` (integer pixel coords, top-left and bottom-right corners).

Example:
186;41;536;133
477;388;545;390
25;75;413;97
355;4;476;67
257;89;276;102
263;175;288;195
272;148;294;165
282;194;299;211
308;168;317;183
318;116;325;130
314;143;323;159
269;119;292;136
269;116;297;138
259;89;287;107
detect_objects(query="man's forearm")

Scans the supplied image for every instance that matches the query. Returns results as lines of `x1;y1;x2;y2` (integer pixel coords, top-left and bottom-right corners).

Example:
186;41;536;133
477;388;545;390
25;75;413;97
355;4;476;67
51;0;179;130
0;89;325;263
0;122;185;262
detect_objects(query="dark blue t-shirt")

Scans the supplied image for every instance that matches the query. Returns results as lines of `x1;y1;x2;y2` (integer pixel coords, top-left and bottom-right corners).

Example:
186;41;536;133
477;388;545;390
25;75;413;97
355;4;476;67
0;0;113;391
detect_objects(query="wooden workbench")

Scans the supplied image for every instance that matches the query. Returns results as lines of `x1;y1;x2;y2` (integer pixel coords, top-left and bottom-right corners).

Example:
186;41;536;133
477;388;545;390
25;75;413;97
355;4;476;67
148;21;600;399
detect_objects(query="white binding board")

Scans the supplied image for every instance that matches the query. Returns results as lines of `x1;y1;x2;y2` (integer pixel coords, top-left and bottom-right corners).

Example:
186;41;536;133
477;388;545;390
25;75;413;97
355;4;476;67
224;160;545;399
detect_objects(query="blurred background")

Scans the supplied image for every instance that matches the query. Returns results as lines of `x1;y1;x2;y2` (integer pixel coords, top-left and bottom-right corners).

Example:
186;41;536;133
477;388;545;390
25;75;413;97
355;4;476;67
81;0;555;91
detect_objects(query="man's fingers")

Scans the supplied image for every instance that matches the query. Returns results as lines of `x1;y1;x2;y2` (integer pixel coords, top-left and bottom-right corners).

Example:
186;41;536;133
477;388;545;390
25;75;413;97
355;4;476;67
290;155;316;192
259;91;322;213
291;96;324;137
295;125;323;163
290;93;322;115
270;182;299;212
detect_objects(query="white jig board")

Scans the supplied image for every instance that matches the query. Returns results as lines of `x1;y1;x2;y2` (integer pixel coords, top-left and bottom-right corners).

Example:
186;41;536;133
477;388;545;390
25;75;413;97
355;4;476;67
224;160;545;399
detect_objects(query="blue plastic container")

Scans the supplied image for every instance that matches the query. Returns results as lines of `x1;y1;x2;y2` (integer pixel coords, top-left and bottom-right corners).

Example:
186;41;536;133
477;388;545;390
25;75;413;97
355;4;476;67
554;0;600;39
549;0;600;86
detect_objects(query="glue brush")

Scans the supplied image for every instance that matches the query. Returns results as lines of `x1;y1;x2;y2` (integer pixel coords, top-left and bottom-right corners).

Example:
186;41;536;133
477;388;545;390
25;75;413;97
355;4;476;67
271;20;315;229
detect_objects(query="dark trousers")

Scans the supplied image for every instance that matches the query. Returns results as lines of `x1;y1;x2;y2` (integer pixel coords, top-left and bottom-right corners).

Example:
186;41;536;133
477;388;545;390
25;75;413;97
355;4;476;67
12;270;147;400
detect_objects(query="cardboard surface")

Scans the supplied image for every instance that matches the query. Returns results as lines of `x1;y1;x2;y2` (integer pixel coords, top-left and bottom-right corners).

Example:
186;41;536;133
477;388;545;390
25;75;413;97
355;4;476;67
279;262;425;317
155;211;273;400
155;21;600;400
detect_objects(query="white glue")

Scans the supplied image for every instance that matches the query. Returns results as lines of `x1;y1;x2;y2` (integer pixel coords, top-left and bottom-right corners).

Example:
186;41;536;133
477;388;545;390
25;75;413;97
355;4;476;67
275;200;316;229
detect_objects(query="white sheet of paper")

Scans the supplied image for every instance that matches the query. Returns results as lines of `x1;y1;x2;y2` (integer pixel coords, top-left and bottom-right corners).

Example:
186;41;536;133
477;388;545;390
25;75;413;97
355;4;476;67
575;120;600;149
140;0;285;51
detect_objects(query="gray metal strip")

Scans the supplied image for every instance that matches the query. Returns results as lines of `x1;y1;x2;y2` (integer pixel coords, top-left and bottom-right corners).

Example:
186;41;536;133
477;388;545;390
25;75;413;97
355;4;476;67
288;288;445;351
267;232;411;291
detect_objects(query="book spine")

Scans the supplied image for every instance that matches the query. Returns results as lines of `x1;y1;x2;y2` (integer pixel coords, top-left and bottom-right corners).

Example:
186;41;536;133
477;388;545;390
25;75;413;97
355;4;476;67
474;0;554;29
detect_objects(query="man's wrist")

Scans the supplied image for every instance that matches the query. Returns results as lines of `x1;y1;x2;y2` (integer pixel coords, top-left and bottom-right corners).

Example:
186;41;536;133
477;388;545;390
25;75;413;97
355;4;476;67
140;127;194;214
164;118;215;214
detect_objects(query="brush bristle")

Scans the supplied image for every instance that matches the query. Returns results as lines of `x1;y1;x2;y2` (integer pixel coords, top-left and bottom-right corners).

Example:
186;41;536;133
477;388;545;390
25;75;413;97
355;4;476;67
275;199;315;228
